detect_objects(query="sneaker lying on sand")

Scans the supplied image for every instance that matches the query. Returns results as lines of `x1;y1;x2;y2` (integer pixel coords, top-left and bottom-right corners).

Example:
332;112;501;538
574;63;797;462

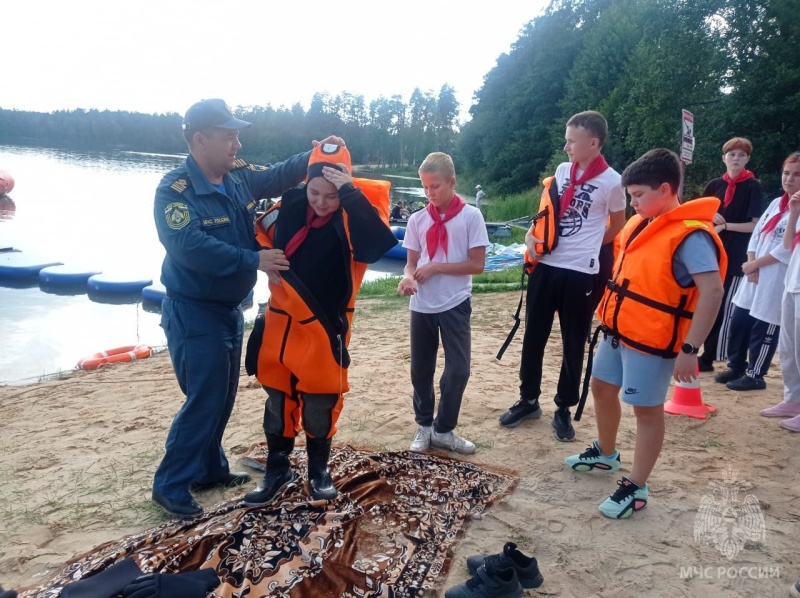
466;542;544;589
599;476;648;519
446;555;523;598
565;440;621;472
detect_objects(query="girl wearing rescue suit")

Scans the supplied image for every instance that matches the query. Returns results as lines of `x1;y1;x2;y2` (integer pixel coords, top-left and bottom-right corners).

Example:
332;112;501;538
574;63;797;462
716;153;800;391
565;149;725;519
760;178;800;431
243;144;397;505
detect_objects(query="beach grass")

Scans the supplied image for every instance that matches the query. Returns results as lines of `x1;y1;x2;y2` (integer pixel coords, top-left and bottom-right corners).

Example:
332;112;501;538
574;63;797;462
0;442;170;537
483;188;541;223
359;268;524;299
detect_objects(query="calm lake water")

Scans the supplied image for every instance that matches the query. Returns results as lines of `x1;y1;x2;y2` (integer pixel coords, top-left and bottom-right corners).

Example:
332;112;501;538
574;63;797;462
0;145;418;385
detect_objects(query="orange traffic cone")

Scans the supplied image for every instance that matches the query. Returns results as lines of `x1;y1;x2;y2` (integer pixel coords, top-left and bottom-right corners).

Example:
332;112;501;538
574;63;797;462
664;368;716;419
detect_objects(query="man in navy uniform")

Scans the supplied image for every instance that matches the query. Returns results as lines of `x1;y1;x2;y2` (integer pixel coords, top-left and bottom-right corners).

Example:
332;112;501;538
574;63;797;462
152;98;344;517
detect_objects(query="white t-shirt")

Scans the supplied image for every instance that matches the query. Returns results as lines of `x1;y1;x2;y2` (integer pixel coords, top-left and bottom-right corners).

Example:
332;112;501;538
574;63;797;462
539;161;626;274
786;244;800;294
733;196;797;324
403;203;490;313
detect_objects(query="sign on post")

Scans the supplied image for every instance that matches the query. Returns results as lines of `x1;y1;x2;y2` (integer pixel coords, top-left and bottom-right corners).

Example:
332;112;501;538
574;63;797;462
681;109;695;164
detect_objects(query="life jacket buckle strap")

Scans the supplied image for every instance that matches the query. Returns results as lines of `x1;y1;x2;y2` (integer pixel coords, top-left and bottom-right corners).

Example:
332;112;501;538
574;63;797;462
599;323;620;348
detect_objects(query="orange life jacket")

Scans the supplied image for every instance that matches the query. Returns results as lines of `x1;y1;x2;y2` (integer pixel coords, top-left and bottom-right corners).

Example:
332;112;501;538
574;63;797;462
523;176;560;274
252;178;391;395
597;197;727;358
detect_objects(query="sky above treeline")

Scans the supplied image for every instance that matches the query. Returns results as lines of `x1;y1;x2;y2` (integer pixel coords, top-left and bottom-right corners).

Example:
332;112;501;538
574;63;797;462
4;0;549;122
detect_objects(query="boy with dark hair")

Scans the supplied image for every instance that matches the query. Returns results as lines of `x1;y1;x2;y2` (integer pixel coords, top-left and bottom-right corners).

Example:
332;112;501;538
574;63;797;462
565;148;725;518
697;137;764;372
500;110;626;442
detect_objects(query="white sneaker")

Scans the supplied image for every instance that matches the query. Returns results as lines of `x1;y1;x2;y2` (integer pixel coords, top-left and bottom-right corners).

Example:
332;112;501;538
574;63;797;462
430;429;476;455
410;426;432;452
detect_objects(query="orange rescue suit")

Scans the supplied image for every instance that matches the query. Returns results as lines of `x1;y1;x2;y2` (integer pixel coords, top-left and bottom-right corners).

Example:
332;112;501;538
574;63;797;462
598;197;727;358
253;179;395;405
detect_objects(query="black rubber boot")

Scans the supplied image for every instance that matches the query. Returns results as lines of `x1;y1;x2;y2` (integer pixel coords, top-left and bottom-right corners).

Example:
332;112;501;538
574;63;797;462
306;437;338;501
243;434;295;506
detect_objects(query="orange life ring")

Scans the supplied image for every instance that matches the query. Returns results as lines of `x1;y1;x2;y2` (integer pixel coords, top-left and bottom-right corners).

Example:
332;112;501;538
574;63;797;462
77;344;153;370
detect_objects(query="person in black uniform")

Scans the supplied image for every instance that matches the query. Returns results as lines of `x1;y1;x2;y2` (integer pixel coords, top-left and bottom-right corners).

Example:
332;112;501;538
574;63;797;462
697;137;764;372
152;97;344;517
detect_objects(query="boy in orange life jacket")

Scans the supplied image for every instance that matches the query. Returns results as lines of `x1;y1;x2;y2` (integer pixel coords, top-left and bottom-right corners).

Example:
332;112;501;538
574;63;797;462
243;143;397;505
500;111;627;441
565;149;725;519
398;152;489;455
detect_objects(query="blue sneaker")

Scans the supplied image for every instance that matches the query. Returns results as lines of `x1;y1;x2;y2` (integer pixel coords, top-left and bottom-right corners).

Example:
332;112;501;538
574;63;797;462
565;440;621;473
599;477;648;519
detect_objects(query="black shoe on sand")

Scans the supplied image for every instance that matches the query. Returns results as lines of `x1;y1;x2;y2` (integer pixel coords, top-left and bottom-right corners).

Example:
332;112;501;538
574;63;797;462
446;558;522;598
466;542;543;589
499;399;542;428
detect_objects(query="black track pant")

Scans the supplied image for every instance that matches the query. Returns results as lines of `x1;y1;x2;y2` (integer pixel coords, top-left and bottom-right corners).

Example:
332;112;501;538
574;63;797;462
519;263;594;409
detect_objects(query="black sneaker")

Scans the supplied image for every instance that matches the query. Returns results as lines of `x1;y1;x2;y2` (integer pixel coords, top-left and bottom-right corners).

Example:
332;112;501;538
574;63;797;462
446;557;523;598
714;369;744;384
499;399;542;428
726;374;766;391
552;408;575;442
466;542;544;589
697;359;714;373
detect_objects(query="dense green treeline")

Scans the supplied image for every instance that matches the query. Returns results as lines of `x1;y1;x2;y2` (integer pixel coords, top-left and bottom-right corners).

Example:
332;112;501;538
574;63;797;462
0;85;460;169
461;0;800;198
1;0;798;201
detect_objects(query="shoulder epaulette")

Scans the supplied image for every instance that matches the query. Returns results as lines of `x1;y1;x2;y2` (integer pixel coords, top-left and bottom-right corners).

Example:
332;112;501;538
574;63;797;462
170;178;189;194
232;158;270;172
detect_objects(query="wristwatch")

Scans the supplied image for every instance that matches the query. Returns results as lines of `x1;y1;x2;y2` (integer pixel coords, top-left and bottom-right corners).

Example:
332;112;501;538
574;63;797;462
681;342;699;355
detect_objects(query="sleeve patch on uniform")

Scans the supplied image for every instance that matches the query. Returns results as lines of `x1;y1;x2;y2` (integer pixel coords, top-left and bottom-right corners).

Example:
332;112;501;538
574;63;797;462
201;215;231;227
170;179;189;193
233;158;248;168
260;209;279;233
247;164;270;171
165;202;190;230
246;200;257;212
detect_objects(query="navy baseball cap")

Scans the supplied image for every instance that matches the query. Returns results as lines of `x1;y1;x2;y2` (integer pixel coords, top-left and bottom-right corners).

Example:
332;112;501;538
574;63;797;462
182;99;252;131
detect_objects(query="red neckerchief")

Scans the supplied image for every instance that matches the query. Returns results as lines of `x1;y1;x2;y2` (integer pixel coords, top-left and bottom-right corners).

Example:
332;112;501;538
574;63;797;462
284;205;333;258
722;169;755;208
761;193;788;238
426;195;466;260
559;155;609;218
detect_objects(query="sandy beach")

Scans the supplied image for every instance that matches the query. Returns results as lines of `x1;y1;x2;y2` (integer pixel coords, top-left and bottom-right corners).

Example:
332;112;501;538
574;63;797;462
0;291;796;597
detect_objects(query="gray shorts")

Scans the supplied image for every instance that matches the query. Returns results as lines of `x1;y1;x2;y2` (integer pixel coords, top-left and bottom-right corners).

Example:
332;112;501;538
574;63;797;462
591;335;675;407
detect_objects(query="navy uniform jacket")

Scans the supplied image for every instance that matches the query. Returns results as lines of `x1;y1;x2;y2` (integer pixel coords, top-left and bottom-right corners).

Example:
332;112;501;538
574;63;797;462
154;152;310;306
